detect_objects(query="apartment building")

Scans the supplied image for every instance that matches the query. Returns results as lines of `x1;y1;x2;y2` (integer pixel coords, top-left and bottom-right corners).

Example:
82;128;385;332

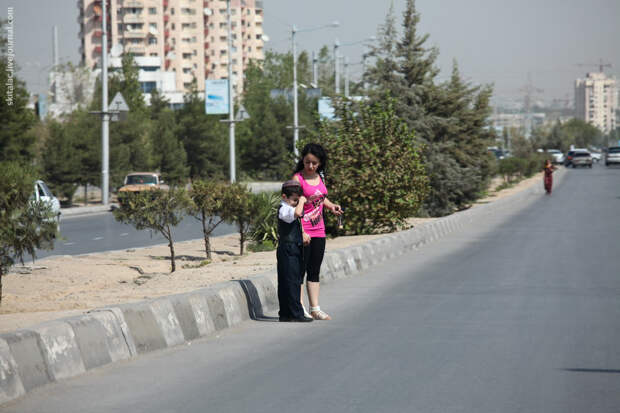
575;72;617;134
78;0;264;95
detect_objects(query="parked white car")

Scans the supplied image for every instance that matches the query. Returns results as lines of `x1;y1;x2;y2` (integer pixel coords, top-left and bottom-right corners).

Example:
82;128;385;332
546;149;564;164
590;152;601;162
33;180;61;230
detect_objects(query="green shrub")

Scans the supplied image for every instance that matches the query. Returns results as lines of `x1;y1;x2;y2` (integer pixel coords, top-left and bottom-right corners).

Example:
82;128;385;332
0;162;57;303
114;188;189;272
249;191;280;248
188;180;228;260
314;99;429;235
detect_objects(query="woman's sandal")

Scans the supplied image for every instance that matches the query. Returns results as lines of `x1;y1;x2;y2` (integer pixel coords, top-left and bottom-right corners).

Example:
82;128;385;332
310;306;331;320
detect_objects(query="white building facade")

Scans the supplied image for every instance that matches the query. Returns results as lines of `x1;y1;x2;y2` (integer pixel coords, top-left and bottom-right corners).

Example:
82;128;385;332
78;0;265;96
575;72;617;134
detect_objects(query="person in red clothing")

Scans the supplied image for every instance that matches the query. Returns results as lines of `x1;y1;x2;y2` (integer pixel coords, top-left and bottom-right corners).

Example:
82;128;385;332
292;143;342;320
543;159;556;194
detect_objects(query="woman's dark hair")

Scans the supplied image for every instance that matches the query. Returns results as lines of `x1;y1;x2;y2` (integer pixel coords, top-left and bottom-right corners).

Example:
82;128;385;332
294;143;327;178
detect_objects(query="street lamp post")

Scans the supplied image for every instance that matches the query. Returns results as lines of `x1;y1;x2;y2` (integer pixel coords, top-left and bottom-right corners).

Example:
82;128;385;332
291;21;339;157
101;0;109;205
227;0;235;183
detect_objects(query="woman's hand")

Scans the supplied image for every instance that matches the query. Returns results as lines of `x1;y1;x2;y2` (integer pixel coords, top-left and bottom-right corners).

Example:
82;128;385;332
329;204;343;215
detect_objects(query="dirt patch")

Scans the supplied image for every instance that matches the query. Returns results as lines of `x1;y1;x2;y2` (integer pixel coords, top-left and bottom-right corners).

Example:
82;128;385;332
0;172;545;333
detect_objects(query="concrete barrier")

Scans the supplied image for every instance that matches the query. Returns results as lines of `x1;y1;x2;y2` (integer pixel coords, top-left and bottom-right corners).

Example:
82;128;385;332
0;171;563;405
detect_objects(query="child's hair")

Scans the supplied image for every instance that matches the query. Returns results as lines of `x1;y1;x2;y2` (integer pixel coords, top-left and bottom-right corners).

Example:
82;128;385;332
281;180;303;197
294;143;327;179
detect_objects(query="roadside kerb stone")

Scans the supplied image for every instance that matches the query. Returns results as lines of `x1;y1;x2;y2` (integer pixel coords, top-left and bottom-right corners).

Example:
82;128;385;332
149;299;185;347
0;338;25;404
217;283;251;327
65;316;113;370
168;295;201;342
118;303;168;354
31;321;86;381
187;293;216;337
0;330;51;392
87;307;137;359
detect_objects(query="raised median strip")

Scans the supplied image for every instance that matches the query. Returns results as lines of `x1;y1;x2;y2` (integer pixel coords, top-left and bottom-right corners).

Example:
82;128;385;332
0;170;564;405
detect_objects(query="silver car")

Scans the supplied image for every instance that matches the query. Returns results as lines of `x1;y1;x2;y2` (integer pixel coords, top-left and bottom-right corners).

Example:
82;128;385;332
33;180;61;230
571;152;593;168
605;147;620;166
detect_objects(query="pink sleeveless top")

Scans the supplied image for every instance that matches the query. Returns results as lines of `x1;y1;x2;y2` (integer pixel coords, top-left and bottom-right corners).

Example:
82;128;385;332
295;172;327;238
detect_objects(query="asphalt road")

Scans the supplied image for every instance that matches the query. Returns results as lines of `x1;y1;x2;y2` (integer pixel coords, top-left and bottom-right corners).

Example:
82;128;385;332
31;213;237;260
6;164;620;413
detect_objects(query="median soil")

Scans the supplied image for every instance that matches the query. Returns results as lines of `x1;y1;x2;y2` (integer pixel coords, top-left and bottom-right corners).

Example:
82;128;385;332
0;171;546;333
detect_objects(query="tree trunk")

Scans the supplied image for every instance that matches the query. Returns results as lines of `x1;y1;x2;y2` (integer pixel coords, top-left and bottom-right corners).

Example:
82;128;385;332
202;210;211;260
0;270;3;305
167;226;176;273
239;225;245;256
84;183;88;206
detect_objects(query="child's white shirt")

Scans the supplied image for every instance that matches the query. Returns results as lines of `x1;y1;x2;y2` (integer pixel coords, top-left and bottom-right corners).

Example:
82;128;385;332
279;200;296;224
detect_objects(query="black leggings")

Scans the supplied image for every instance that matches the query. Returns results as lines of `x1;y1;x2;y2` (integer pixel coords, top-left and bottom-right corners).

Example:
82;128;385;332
303;237;326;283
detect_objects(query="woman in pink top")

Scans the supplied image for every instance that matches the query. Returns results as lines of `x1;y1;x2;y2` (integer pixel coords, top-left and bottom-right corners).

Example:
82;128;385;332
293;143;342;320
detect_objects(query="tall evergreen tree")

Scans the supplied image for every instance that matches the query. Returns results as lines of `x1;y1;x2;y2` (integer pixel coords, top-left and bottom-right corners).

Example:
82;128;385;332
0;21;36;164
177;86;228;180
149;90;188;184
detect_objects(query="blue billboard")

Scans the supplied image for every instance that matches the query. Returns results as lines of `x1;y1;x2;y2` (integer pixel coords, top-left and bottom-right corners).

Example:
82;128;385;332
205;79;229;115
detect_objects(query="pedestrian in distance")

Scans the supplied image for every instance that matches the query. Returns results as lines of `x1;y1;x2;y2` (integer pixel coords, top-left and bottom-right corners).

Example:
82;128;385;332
543;159;556;195
293;143;343;320
277;180;313;322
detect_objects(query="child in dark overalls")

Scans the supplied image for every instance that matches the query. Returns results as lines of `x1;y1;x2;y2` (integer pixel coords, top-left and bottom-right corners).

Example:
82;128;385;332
277;180;313;322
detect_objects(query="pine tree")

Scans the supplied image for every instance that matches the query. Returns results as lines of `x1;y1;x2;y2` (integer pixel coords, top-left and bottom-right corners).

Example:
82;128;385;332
149;91;188;185
177;87;228;180
0;24;37;164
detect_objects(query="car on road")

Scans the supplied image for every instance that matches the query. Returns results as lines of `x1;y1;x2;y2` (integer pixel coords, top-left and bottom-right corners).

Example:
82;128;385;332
33;180;61;229
590;151;602;163
570;151;593;168
605;147;620;166
564;149;588;167
117;172;169;205
546;149;564;164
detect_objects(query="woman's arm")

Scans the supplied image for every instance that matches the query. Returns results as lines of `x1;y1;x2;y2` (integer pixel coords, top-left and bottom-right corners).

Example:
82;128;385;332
324;197;342;215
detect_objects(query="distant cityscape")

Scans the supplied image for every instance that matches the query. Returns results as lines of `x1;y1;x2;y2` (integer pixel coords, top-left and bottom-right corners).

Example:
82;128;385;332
30;1;620;138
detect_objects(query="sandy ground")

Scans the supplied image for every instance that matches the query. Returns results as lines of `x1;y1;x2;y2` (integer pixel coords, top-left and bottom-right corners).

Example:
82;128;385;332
0;172;547;333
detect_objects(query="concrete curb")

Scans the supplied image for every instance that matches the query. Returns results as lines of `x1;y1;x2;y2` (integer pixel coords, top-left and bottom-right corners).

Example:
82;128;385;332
0;171;563;405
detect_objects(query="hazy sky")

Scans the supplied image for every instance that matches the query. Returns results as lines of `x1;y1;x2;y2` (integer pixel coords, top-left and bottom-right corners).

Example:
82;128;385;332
2;0;619;105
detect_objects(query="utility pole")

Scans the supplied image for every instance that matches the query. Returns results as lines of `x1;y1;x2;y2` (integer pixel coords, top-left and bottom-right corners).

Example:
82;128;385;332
344;56;350;97
292;25;299;157
312;50;318;87
334;39;340;94
227;0;235;182
101;0;109;205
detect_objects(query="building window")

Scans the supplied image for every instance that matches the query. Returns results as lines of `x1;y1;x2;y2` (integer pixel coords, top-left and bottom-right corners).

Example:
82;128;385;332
150;52;158;56
118;23;123;32
183;68;192;73
149;7;156;14
193;49;197;56
171;8;175;15
183;82;193;88
148;37;157;45
183;52;192;59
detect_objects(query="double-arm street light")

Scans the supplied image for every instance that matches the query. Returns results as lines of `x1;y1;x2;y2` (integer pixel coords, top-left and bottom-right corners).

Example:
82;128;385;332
292;21;339;157
333;36;376;96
